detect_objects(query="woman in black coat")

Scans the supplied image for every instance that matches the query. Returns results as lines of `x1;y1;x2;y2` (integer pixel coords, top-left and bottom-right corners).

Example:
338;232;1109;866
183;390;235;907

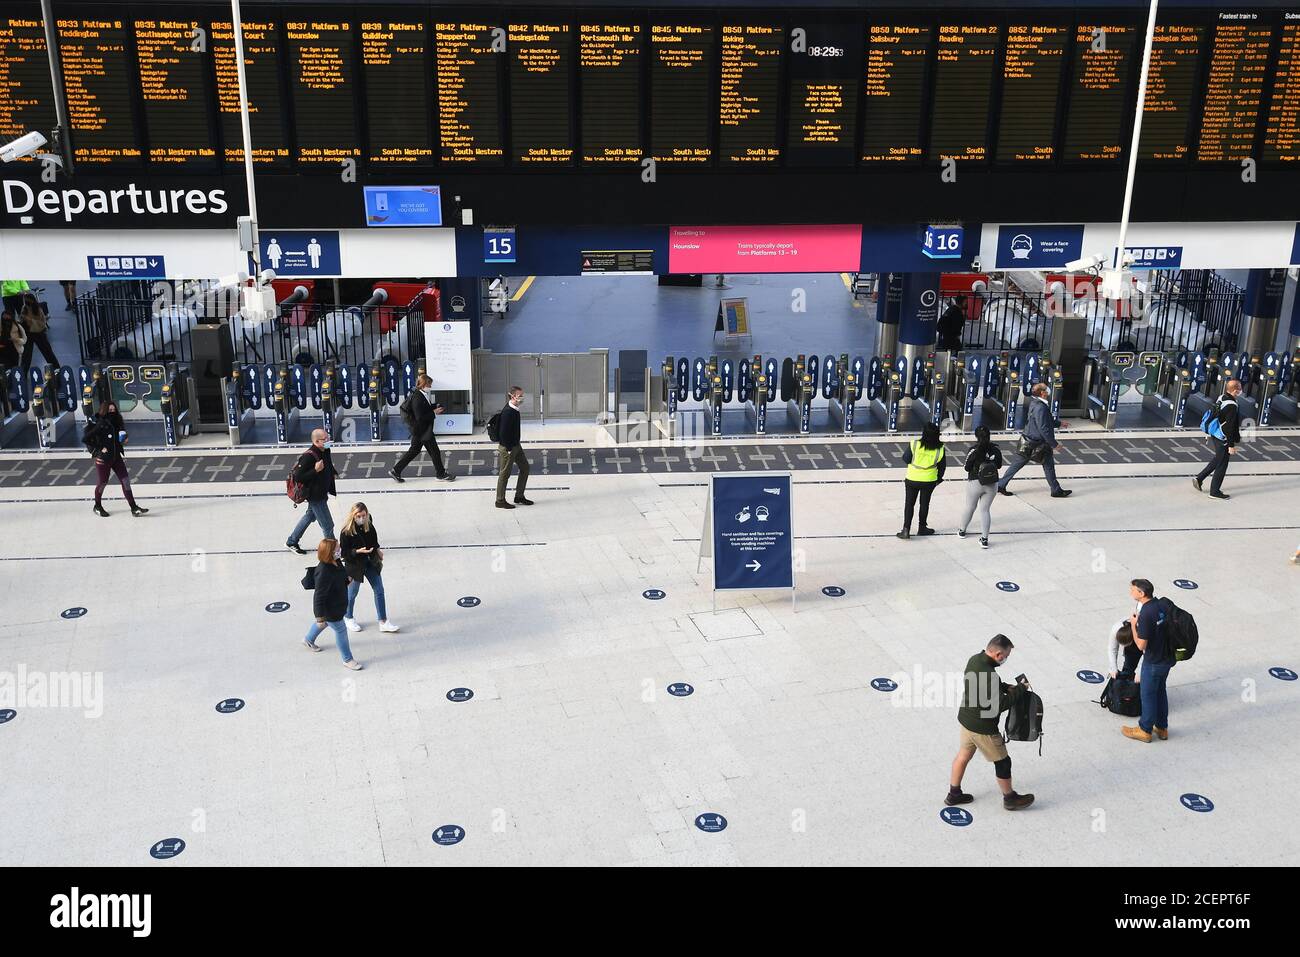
301;538;363;670
84;400;148;517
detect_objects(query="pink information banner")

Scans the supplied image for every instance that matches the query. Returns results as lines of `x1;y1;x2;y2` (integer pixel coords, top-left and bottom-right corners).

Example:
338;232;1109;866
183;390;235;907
668;224;863;274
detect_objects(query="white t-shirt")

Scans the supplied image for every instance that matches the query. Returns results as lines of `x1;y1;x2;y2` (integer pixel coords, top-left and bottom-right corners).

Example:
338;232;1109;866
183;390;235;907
1106;618;1143;676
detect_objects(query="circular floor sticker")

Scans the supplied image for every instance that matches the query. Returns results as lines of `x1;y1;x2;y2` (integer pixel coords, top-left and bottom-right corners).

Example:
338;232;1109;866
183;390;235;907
1076;670;1105;684
446;688;474;703
432;825;465;846
265;601;291;613
870;678;899;692
1179;793;1214;813
642;589;666;600
821;586;846;598
695;813;728;833
0;709;15;725
1173;579;1199;590
149;838;186;860
215;698;245;714
995;581;1020;593
60;607;87;620
1269;667;1298;681
456;596;481;608
667;682;694;697
940;807;973;827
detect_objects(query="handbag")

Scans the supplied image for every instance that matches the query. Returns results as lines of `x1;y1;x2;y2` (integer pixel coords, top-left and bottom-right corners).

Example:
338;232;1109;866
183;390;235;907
300;566;316;590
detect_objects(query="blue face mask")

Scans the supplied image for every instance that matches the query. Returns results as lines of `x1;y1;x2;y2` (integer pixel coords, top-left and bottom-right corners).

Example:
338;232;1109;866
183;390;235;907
322;441;333;449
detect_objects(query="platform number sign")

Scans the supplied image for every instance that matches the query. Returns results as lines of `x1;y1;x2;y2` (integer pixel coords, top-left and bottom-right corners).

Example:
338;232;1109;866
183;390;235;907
484;227;516;264
923;225;964;260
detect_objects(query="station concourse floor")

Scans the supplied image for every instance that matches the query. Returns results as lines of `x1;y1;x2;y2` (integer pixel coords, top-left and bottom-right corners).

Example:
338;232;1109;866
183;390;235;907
1;422;1298;867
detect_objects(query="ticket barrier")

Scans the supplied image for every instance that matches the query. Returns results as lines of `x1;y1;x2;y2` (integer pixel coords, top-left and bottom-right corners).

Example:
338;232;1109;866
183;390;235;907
1138;351;1193;428
865;354;907;433
158;362;195;448
743;355;778;435
223;365;258;445
1183;350;1221;425
271;364;298;445
1086;350;1168;429
828;354;865;434
1244;352;1284;427
786;370;816;435
908;353;948;429
1267;352;1299;422
0;365;29;446
29;364;78;450
946;353;988;432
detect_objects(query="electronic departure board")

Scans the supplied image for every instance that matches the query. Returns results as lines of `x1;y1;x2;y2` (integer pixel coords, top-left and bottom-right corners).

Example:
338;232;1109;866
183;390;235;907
59;18;141;163
509;22;572;164
1264;18;1300;161
134;19;214;166
285;20;359;166
930;24;1000;162
211;19;288;166
861;23;931;163
719;23;781;165
997;24;1068;162
1062;24;1136;162
436;22;503;164
1197;15;1272;162
0;16;55;152
786;24;861;165
651;24;713;163
1139;24;1205;160
580;22;642;163
364;19;431;164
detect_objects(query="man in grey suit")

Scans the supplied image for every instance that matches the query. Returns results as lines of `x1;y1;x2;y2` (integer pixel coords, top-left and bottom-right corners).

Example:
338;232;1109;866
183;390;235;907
997;382;1072;498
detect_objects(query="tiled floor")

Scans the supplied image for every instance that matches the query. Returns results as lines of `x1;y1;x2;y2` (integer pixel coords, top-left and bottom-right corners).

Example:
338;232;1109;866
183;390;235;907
1;429;1298;866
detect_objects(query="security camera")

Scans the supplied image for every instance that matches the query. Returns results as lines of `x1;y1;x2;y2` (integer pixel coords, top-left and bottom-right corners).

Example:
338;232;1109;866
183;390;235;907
1064;253;1106;273
969;257;981;273
0;130;48;163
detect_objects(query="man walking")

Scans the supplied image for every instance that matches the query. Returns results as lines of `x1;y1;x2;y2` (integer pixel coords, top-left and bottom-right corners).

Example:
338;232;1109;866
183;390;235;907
1122;579;1174;743
997;381;1071;498
494;386;533;509
947;634;1035;810
287;428;338;553
390;374;454;482
1193;377;1241;500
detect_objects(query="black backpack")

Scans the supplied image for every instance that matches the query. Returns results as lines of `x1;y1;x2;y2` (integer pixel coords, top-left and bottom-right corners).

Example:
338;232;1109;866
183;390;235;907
1161;597;1199;662
976;458;1000;486
1003;688;1045;755
399;392;417;429
486;411;502;444
1098;675;1141;716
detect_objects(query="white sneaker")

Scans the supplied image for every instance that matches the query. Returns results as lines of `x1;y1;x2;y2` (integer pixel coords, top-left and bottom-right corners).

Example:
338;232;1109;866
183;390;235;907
343;659;364;671
378;620;400;633
344;617;362;632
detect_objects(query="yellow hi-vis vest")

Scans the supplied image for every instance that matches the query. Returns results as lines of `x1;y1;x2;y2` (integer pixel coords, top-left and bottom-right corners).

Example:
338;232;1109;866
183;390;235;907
906;440;943;482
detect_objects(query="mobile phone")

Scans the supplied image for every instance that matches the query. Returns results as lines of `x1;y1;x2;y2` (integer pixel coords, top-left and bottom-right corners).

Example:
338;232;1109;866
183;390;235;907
1014;673;1028;685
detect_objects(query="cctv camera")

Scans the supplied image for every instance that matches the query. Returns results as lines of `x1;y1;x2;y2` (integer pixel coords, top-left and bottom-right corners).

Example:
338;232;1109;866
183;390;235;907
1;130;48;163
969;257;981;273
1064;253;1106;273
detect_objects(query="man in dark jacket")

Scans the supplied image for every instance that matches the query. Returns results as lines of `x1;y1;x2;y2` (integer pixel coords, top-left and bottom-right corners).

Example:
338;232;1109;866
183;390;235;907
937;295;966;352
1193;377;1241;499
287;428;339;553
948;635;1035;810
390;374;454;482
997;381;1071;498
495;385;532;509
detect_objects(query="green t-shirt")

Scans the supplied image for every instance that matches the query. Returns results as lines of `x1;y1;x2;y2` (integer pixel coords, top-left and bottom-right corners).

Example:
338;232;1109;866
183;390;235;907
957;650;1022;735
2;280;31;297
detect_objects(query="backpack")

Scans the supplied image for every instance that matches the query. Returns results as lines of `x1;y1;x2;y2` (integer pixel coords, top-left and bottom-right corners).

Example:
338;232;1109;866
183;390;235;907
1161;597;1199;662
285;449;320;507
1199;396;1234;441
976;455;1000;486
486;411;502;444
1003;688;1045;755
1098;675;1141;716
399;392;417;430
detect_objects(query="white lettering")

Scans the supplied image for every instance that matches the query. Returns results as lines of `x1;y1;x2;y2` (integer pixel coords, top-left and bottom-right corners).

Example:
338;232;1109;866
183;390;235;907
37;190;59;214
62;189;85;222
208;189;228;215
49;887;151;937
3;179;34;213
88;190;109;214
185;189;207;214
2;181;230;223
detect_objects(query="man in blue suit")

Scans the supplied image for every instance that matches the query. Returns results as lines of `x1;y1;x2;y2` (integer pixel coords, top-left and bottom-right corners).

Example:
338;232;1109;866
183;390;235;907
997;382;1072;498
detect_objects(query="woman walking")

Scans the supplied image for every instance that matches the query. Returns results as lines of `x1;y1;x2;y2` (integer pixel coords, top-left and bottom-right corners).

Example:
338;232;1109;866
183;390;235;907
302;538;364;670
84;400;148;517
898;423;946;539
957;425;1002;548
18;292;59;373
340;502;399;634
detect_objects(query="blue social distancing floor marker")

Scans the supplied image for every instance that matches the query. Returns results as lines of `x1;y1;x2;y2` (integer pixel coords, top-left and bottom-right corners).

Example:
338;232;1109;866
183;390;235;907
432;825;465;846
60;607;87;620
0;709;15;725
1179;793;1214;812
940;807;973;827
215;698;245;714
149;838;185;859
1173;579;1199;590
870;678;898;692
643;589;666;600
1269;667;1298;681
995;581;1020;593
822;586;846;597
447;688;474;703
695;813;727;833
667;683;694;697
265;601;291;613
1077;670;1105;684
457;596;481;608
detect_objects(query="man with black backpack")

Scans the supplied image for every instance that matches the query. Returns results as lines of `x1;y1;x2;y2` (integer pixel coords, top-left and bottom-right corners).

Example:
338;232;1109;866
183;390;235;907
947;635;1036;810
491;386;532;510
286;429;339;554
1122;579;1175;743
389;374;454;483
1193;377;1241;500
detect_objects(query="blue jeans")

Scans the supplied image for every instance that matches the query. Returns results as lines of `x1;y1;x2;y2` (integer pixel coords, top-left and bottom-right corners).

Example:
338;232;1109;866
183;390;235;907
998;448;1061;493
304;618;354;663
287;499;334;546
346;566;387;620
1139;657;1174;733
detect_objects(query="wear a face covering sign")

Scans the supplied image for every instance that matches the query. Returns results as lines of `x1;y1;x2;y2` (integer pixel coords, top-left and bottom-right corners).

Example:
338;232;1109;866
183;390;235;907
700;473;794;593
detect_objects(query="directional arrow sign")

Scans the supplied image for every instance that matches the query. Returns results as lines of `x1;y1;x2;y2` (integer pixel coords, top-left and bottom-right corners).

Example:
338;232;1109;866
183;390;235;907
746;560;762;571
706;473;793;592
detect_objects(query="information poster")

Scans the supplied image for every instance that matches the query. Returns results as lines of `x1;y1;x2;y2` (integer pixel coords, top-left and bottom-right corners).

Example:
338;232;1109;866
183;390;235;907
702;473;794;592
424;320;472;390
669;225;862;274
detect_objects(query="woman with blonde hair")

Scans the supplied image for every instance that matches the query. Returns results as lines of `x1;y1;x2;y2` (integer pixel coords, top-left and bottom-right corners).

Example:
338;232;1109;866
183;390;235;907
301;538;363;670
340;502;399;634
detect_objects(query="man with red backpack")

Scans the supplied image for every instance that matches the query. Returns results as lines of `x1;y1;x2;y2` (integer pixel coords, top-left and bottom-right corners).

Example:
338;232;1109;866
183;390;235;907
286;429;339;554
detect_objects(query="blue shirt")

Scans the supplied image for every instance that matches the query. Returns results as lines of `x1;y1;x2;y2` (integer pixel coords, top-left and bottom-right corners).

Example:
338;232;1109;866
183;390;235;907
1136;599;1170;662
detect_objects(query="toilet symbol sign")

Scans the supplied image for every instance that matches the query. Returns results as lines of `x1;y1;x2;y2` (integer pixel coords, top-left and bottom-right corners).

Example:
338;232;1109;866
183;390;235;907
940;807;973;827
446;688;474;703
149;838;186;859
432;825;465;846
695;813;728;832
1180;793;1214;812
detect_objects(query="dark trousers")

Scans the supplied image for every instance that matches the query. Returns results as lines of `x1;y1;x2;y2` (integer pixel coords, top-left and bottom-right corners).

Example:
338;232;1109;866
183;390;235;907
20;330;59;373
94;458;137;506
902;479;937;531
393;431;446;477
998;448;1061;493
1196;439;1231;493
1138;657;1174;734
496;445;530;502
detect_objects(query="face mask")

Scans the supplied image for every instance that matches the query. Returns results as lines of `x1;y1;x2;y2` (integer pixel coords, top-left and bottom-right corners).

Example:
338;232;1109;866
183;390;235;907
322;441;333;449
357;516;368;526
334;548;342;561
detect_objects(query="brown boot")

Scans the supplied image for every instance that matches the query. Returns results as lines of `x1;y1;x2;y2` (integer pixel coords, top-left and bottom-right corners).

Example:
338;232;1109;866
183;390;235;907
1003;791;1035;810
1122;725;1152;743
1154;727;1168;740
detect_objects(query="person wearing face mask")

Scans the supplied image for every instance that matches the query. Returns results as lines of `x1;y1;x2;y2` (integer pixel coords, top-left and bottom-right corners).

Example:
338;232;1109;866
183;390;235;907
494;385;533;509
390;374;454;483
301;538;363;670
339;502;399;634
287;428;339;554
1193;377;1241;500
83;399;148;517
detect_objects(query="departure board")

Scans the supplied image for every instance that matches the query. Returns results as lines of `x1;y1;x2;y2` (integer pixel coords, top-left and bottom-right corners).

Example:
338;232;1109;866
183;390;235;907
861;23;931;163
786;24;861;165
363;19;431;164
435;22;503;164
718;23;781;165
285;20;360;166
0;16;55;152
579;23;642;164
650;24;713;163
997;24;1068;162
211;19;288;166
1196;15;1272;162
509;22;572;164
134;19;214;165
1138;24;1205;160
1062;23;1136;162
1264;18;1300;161
930;24;1000;162
58;18;141;163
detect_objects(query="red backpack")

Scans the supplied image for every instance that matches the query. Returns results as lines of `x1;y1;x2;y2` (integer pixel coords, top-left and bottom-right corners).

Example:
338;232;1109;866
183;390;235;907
285;449;320;506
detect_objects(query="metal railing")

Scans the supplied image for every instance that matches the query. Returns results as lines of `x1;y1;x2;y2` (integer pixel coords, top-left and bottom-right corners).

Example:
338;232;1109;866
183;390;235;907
230;297;428;368
73;280;241;363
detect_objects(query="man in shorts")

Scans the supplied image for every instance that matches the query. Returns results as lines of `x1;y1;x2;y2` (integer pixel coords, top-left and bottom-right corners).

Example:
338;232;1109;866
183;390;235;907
948;634;1035;810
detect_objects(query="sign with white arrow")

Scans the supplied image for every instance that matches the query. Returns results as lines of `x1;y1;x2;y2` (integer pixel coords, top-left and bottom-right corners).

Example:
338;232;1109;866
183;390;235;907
87;254;166;279
700;472;794;597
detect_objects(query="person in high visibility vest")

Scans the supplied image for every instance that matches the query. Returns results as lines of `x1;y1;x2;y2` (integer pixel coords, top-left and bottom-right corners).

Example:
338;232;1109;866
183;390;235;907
898;422;947;540
1;278;31;316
